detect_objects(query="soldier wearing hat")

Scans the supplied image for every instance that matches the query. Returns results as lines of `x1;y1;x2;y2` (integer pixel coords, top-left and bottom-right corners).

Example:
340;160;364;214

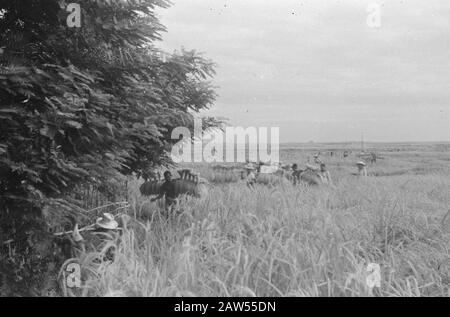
244;163;256;187
151;170;178;212
314;152;322;164
291;163;304;185
356;161;368;177
318;163;332;184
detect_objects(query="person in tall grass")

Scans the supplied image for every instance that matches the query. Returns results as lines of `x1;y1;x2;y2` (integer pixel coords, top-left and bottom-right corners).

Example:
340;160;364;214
370;152;377;164
355;161;368;177
314;152;322;164
151;171;177;212
291;163;302;185
318;163;332;184
244;163;257;187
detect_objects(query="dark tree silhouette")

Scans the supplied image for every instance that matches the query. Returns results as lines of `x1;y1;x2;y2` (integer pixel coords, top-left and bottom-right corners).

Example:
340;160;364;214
0;0;219;294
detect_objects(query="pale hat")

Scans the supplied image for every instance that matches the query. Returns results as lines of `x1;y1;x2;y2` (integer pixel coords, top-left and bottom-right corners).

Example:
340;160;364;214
356;161;366;166
96;213;119;230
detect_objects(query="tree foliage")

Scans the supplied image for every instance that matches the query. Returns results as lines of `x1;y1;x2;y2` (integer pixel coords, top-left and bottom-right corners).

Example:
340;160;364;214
0;1;219;293
0;0;218;221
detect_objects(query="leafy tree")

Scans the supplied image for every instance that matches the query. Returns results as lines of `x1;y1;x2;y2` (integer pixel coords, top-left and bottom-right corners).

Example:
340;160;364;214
0;0;219;294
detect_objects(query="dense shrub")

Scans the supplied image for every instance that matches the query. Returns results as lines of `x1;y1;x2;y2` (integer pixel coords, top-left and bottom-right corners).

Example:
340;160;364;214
0;0;219;294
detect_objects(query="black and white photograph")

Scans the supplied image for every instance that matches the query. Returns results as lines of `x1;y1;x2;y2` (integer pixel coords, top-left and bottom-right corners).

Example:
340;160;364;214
0;0;449;300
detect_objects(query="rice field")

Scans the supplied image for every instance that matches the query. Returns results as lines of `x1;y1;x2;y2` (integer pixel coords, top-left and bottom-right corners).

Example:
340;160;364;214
67;143;450;297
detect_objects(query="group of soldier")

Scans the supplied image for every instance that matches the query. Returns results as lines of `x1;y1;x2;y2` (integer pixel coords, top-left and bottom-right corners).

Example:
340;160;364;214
243;153;369;187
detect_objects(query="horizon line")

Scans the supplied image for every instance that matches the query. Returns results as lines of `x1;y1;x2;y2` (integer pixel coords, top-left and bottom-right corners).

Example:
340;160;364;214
280;140;450;145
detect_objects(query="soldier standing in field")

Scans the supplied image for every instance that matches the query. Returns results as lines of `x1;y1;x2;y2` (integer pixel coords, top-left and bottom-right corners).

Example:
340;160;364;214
244;163;257;187
318;163;332;184
370;152;377;164
355;161;368;177
151;171;178;212
291;163;302;185
314;152;322;164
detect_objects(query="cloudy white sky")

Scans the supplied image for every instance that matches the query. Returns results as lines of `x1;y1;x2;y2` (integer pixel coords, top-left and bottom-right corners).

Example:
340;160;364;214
157;0;450;143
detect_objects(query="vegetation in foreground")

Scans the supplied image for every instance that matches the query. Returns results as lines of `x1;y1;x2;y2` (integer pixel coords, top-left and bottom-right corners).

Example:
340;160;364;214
69;158;450;297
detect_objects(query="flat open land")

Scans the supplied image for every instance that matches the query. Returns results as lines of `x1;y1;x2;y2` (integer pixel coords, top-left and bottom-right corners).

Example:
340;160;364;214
73;143;450;297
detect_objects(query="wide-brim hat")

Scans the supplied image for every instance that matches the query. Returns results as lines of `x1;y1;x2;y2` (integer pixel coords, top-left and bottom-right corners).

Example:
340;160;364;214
356;161;366;166
96;213;119;230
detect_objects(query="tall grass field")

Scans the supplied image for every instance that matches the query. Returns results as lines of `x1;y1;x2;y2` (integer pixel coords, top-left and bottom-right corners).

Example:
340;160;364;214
65;144;450;297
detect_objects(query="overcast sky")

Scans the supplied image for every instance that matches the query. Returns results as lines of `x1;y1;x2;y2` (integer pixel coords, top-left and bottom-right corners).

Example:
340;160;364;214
157;0;450;143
